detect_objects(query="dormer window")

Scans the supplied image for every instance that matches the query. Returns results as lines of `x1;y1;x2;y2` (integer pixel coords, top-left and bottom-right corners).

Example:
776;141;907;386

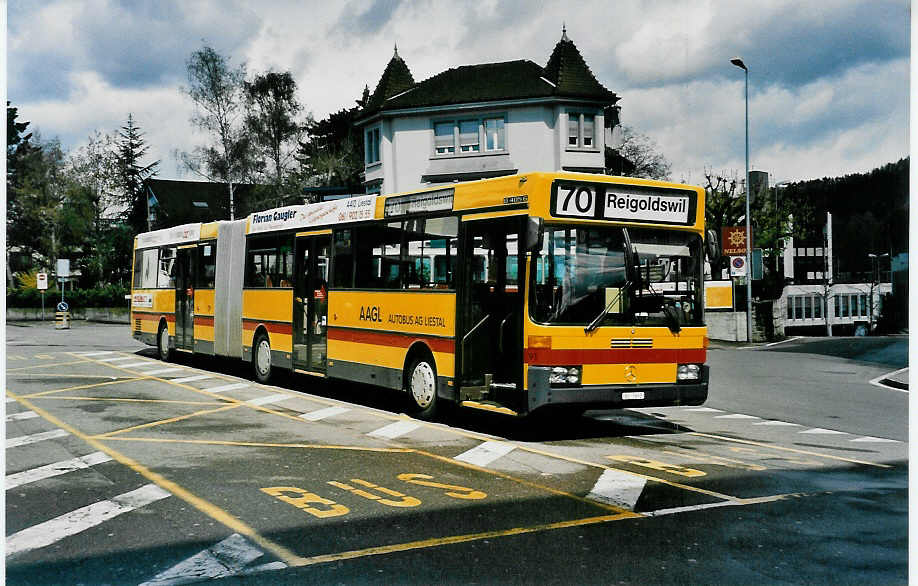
567;111;597;150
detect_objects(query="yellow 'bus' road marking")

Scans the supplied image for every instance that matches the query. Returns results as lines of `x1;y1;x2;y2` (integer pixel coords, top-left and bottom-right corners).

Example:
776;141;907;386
5;391;308;567
688;432;893;469
95;405;243;438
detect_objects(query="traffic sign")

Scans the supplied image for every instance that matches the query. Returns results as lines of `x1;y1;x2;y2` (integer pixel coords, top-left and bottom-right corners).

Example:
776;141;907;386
37;272;48;290
729;255;747;277
56;301;70;312
56;258;70;278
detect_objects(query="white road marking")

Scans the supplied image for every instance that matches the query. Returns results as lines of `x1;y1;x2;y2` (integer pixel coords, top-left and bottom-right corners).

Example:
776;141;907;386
799;428;848;435
367;420;421;439
6;483;171;557
140;533;285;585
682;407;723;413
171;374;213;384
453;441;516;467
205;383;250;394
6;397;18;403
7;429;70;448
299;406;350;421
77;351;115;357
246;394;293;407
95;355;135;362
6;411;40;422
850;436;901;443
868;367;909;393
765;336;803;347
139;367;184;376
714;414;760;419
753;420;802;426
644;500;735;517
586;469;647;511
6;451;113;490
119;360;159;368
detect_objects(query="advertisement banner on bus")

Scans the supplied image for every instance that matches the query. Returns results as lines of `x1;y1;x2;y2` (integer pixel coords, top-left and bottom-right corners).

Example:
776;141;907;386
248;195;377;234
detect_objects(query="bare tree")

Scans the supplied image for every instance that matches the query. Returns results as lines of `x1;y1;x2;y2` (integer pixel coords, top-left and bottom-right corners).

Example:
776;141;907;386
180;45;248;220
605;125;671;180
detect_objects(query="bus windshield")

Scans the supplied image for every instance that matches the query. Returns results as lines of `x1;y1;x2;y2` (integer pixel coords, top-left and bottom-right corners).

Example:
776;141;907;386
530;225;703;328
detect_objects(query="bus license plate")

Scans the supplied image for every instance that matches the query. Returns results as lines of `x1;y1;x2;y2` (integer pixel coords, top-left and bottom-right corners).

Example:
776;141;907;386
622;392;645;400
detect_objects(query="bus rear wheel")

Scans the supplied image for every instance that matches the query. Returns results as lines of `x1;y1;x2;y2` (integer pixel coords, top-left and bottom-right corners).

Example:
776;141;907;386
253;332;273;383
157;322;172;361
406;356;438;420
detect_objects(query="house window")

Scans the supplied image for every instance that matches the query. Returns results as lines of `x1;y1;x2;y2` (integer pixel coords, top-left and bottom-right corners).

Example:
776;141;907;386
433;115;507;157
459;120;479;153
484;117;505;151
365;127;381;165
434;122;454;154
567;112;598;149
814;296;822;318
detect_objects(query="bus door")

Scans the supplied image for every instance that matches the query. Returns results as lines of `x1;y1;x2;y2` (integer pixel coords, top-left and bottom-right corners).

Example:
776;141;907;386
457;217;525;402
293;234;331;373
174;246;194;351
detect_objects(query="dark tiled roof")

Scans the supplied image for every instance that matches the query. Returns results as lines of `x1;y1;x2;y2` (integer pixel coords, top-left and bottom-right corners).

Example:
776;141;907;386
360;35;617;118
365;51;416;112
145;179;258;225
543;36;615;100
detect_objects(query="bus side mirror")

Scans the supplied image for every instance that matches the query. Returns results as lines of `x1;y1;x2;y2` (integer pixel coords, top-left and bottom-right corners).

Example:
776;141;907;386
524;217;544;252
706;229;721;265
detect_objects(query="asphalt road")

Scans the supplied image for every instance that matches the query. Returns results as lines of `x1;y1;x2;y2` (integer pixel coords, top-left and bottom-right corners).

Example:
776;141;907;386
4;322;908;584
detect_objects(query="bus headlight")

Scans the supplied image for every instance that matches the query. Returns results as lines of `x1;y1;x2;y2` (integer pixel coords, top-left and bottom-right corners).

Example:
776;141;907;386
677;364;701;381
550;366;581;385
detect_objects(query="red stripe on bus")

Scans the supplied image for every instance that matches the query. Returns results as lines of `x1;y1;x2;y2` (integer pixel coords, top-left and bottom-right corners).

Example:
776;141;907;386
328;327;455;354
133;313;175;323
242;319;293;336
194;316;214;327
524;347;706;365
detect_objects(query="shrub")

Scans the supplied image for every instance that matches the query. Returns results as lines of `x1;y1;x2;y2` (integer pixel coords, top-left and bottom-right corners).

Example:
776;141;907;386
5;284;130;308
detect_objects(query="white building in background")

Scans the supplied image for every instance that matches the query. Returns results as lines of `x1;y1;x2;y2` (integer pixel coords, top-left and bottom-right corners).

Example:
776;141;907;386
355;29;620;195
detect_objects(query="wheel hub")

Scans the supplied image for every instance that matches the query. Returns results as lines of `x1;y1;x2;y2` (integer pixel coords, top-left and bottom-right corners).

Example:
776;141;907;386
410;362;435;408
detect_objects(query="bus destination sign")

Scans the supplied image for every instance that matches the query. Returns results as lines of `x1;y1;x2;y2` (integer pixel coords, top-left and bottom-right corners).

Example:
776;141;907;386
384;188;454;217
551;181;694;225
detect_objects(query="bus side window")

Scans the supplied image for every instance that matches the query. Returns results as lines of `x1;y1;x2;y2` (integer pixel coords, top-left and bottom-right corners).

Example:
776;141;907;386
158;247;176;288
333;229;354;288
197;242;216;288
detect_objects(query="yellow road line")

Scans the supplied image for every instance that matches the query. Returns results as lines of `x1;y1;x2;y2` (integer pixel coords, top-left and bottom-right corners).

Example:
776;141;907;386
7;359;101;371
19;377;145;398
288;513;635;567
5;391;308;567
96;404;243;438
688;432;892;469
93;436;414;453
31;396;227;406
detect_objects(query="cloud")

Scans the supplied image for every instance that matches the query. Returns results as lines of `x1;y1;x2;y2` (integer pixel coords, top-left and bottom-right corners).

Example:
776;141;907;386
8;0;259;102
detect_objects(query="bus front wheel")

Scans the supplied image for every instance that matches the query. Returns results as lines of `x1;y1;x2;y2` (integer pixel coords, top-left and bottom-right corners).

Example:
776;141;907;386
157;322;172;361
253;332;273;383
406;356;438;420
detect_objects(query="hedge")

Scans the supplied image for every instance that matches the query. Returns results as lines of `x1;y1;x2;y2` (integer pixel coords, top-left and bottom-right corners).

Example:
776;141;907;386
6;284;130;308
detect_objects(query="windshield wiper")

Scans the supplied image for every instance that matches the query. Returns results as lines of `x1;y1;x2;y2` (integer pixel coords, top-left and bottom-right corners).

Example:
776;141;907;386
584;280;631;333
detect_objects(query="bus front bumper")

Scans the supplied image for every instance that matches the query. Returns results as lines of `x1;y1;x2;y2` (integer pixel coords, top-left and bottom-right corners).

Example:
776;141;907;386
526;365;709;413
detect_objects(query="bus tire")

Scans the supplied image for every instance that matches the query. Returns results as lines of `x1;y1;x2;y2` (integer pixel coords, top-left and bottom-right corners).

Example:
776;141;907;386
405;355;438;420
253;331;273;383
157;322;172;362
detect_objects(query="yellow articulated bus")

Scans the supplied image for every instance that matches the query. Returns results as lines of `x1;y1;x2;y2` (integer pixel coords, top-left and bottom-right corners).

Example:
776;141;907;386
131;172;712;419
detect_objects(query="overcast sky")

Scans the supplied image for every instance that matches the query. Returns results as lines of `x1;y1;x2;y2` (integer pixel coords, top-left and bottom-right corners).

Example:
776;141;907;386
7;0;910;187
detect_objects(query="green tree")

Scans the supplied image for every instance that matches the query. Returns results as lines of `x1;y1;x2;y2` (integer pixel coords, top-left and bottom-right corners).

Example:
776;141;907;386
114;114;159;233
181;45;250;219
295;103;364;198
7;101;37;286
245;70;305;186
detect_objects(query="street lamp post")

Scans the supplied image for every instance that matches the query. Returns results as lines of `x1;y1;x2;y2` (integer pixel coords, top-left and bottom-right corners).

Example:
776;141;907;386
868;252;889;331
731;57;753;343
